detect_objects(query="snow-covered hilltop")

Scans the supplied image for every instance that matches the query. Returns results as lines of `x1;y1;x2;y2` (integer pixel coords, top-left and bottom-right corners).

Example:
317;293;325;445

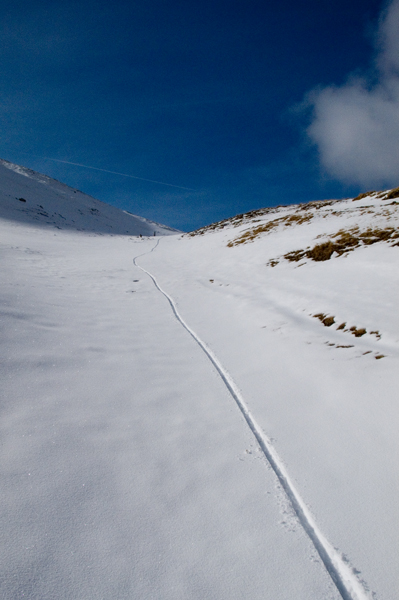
0;158;178;235
180;190;399;360
189;188;399;260
1;164;398;600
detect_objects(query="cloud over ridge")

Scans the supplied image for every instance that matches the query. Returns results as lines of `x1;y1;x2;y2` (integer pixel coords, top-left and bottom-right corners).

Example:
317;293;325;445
306;0;399;188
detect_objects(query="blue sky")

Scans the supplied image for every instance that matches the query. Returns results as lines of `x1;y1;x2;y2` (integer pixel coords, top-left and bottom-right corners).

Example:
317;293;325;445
1;0;397;231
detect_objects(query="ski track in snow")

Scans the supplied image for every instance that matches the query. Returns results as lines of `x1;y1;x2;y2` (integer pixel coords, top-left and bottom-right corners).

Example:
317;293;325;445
133;240;372;600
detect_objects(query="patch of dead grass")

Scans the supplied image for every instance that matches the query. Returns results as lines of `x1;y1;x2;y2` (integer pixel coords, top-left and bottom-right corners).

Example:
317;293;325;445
280;226;399;263
307;241;338;261
386;186;399;200
312;315;381;342
352;190;376;201
370;330;381;339
349;326;367;337
296;199;336;211
351;186;399;201
188;206;285;237
283;249;306;262
267;259;279;267
313;313;335;327
227;212;314;246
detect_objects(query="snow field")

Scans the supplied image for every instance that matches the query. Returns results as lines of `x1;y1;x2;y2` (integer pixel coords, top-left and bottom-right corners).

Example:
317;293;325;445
135;245;370;600
1;163;398;599
140;202;399;600
1;223;342;599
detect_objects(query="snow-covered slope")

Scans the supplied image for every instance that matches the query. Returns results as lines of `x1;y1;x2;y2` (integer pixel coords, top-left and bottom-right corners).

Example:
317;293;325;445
139;191;399;600
181;188;399;357
1;171;398;600
0;158;178;235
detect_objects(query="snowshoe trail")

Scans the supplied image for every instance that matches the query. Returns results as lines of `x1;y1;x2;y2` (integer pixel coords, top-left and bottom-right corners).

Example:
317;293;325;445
133;241;371;600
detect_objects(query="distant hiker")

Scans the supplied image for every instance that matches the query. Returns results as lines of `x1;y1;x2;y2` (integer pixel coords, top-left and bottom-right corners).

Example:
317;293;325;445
140;234;142;238
153;231;156;236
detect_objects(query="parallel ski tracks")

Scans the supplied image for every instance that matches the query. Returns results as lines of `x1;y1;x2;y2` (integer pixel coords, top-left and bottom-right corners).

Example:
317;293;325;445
133;240;371;600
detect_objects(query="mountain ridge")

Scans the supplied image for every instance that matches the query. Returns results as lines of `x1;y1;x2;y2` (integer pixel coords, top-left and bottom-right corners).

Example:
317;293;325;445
0;158;179;236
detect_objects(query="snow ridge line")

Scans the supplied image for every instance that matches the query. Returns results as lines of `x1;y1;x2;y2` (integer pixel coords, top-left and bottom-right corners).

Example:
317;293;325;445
133;243;371;600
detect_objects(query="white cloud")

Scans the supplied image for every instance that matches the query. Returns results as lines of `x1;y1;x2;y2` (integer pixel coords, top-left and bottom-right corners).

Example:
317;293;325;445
377;0;399;74
306;0;399;188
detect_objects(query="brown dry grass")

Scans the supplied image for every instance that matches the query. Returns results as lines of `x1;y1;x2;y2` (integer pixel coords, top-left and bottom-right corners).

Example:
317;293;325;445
386;186;399;200
351;186;399;201
307;241;337;261
352;190;376;201
187;206;283;237
313;313;335;327
282;226;399;263
267;259;279;267
285;214;313;225
349;327;367;337
313;316;377;340
283;249;306;262
296;199;336;211
228;212;314;247
227;219;281;246
370;330;381;339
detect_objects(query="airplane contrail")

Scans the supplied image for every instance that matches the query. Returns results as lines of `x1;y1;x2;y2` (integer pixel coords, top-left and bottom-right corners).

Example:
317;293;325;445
19;153;196;191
